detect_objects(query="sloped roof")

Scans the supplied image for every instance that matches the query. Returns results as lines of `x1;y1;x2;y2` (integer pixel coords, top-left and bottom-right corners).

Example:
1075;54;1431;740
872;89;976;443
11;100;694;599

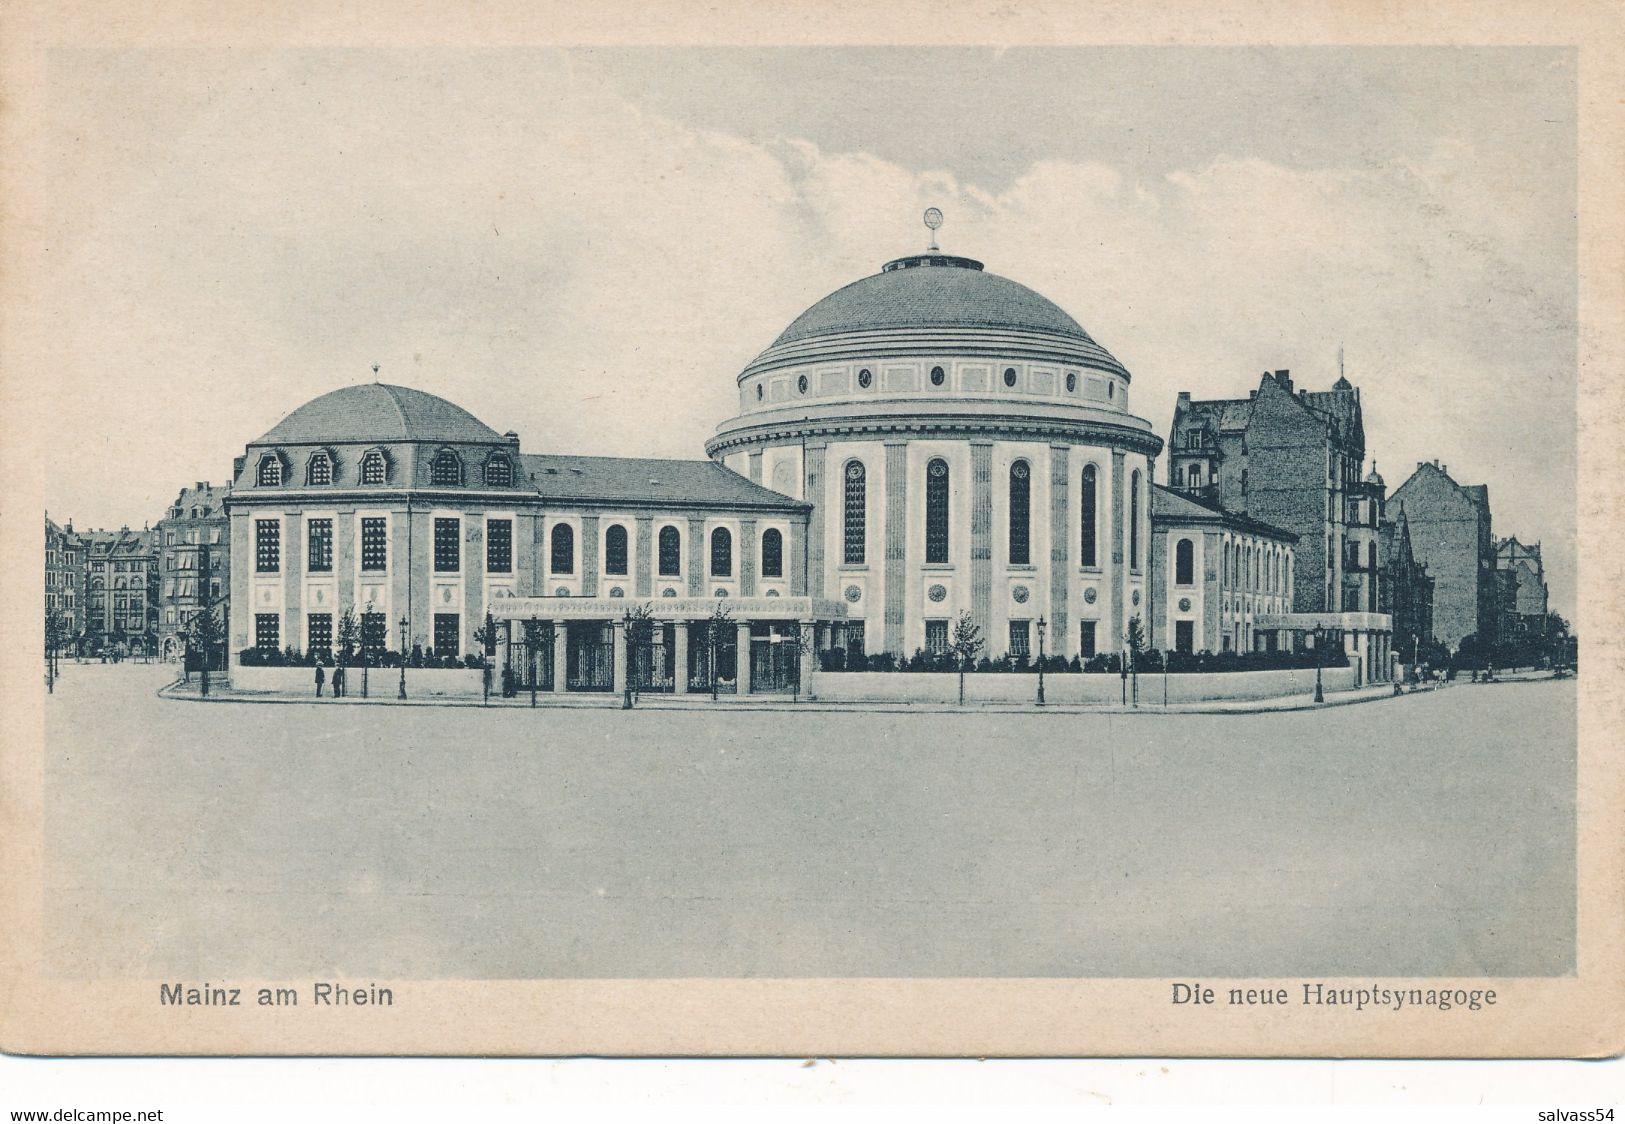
255;384;504;446
518;454;807;511
1150;483;1297;542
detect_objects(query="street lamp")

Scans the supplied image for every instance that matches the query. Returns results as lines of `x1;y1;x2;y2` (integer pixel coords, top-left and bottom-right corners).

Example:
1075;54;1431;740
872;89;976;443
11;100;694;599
621;610;634;710
1035;615;1048;706
398;615;409;700
1312;623;1326;703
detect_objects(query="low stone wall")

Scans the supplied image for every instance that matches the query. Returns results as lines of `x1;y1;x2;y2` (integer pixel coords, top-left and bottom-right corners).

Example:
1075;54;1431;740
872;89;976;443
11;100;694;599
230;664;486;698
812;664;1357;705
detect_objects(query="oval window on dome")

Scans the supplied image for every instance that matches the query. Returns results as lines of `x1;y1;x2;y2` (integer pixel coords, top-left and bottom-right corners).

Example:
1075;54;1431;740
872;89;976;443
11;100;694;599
857;368;873;389
755;384;763;401
1003;367;1018;388
1065;371;1077;393
930;366;945;387
797;374;808;395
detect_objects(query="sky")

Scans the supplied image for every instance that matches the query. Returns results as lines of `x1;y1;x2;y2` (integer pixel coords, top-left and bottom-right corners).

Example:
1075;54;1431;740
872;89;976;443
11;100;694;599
38;46;1576;615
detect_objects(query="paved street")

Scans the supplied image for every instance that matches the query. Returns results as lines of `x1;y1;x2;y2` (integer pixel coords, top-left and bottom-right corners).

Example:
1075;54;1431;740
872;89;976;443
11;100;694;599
43;663;1575;979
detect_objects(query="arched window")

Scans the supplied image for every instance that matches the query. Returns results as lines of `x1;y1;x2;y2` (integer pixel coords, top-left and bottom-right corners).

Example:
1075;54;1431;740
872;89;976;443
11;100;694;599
360;450;386;485
1186;464;1201;488
430;449;462;486
710;527;733;577
1008;460;1031;565
484;455;513;487
306;452;332;486
257;455;283;487
925;458;950;564
1130;470;1142;570
761;528;784;578
658;525;681;576
843;460;866;565
1223;541;1231;587
1175;539;1195;586
604;524;628;576
1080;465;1098;567
550;523;574;575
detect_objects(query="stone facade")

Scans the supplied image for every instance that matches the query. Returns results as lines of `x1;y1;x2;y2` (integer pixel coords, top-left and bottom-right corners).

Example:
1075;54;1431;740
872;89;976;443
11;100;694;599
708;250;1163;662
156;482;231;663
1149;485;1296;654
1168;369;1372;616
1495;536;1549;639
1388;460;1496;650
1379;508;1435;661
77;526;159;654
45;516;84;639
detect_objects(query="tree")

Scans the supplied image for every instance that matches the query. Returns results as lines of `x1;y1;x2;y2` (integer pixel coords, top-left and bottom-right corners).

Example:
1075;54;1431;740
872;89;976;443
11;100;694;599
949;611;984;706
472;611;500;705
44;604;69;693
1125;614;1146;706
185;606;224;697
621;603;656;707
521;617;545;708
703;600;734;701
336;605;361;670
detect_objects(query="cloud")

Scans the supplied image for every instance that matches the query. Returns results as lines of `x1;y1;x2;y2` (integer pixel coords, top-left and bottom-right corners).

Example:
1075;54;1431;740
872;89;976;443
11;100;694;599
37;49;1574;612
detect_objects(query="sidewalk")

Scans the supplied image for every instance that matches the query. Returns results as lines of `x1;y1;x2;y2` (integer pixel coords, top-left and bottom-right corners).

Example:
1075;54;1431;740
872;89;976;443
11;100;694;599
159;677;1408;715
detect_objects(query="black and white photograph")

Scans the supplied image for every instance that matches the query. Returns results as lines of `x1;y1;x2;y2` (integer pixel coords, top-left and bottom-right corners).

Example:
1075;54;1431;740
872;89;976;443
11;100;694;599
4;0;1622;1097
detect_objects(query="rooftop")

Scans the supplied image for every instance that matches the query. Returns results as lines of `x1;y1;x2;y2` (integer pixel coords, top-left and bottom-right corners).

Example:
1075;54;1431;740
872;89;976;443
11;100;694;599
518;454;807;511
255;383;505;446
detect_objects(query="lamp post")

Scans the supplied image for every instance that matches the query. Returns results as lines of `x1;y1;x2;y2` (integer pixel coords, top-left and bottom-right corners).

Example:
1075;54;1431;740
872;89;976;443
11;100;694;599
622;610;634;710
1312;623;1325;703
398;615;409;700
1035;615;1048;706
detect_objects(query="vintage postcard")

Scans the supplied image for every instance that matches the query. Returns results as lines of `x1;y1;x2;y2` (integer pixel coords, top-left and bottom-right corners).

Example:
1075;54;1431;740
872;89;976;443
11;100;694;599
2;0;1621;1058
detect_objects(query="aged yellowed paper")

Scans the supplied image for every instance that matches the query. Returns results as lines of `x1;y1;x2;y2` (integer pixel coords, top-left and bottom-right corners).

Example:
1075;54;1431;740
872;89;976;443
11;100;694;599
2;0;1621;1057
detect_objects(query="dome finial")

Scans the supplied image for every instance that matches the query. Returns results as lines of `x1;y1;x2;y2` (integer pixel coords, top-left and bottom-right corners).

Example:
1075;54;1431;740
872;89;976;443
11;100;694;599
372;363;380;383
923;206;943;252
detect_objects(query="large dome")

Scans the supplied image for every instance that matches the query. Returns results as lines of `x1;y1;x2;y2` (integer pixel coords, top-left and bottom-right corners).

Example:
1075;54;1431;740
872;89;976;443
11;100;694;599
773;254;1088;342
255;383;503;445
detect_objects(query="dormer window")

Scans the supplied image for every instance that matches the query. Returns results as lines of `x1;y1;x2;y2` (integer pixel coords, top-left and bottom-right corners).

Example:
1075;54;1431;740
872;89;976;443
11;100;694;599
306;451;333;485
484;455;513;488
360;450;386;485
256;454;283;487
430;449;463;486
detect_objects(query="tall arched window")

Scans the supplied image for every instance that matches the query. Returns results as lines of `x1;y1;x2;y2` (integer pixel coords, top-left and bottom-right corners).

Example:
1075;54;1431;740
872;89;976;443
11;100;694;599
431;449;462;486
843;461;866;565
1175;538;1195;586
257;455;283;487
604;524;628;576
1008;460;1031;565
658;525;681;576
306;452;332;486
360;450;386;485
1080;465;1098;567
1223;541;1231;587
484;455;513;487
1186;464;1200;488
1130;470;1142;570
761;528;784;578
925;458;950;564
710;527;733;577
550;523;574;575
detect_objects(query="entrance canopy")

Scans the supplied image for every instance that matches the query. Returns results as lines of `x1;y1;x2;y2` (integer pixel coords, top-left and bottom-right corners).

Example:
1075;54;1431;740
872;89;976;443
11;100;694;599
489;594;848;623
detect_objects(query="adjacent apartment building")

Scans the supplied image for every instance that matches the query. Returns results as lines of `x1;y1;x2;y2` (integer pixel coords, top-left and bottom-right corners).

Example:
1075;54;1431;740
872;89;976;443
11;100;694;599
1388;460;1496;651
155;482;231;663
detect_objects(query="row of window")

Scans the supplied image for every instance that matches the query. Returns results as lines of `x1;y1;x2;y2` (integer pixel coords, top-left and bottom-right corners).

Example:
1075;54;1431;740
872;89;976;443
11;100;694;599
921;618;1104;659
256;449;515;489
254;517;786;580
254;611;468;658
840;460;1138;570
757;367;1120;402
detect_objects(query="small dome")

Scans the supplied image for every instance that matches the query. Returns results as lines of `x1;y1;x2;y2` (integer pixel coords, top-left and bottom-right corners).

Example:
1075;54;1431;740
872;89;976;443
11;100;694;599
255;383;503;445
1365;461;1385;487
766;254;1128;377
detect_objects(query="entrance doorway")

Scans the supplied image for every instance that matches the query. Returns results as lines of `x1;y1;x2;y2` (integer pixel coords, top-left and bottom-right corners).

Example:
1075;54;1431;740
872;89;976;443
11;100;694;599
749;623;800;693
565;622;614;691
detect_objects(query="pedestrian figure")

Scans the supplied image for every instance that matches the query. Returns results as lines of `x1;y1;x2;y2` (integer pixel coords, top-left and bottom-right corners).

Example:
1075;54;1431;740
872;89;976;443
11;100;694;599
333;665;345;698
315;664;326;697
